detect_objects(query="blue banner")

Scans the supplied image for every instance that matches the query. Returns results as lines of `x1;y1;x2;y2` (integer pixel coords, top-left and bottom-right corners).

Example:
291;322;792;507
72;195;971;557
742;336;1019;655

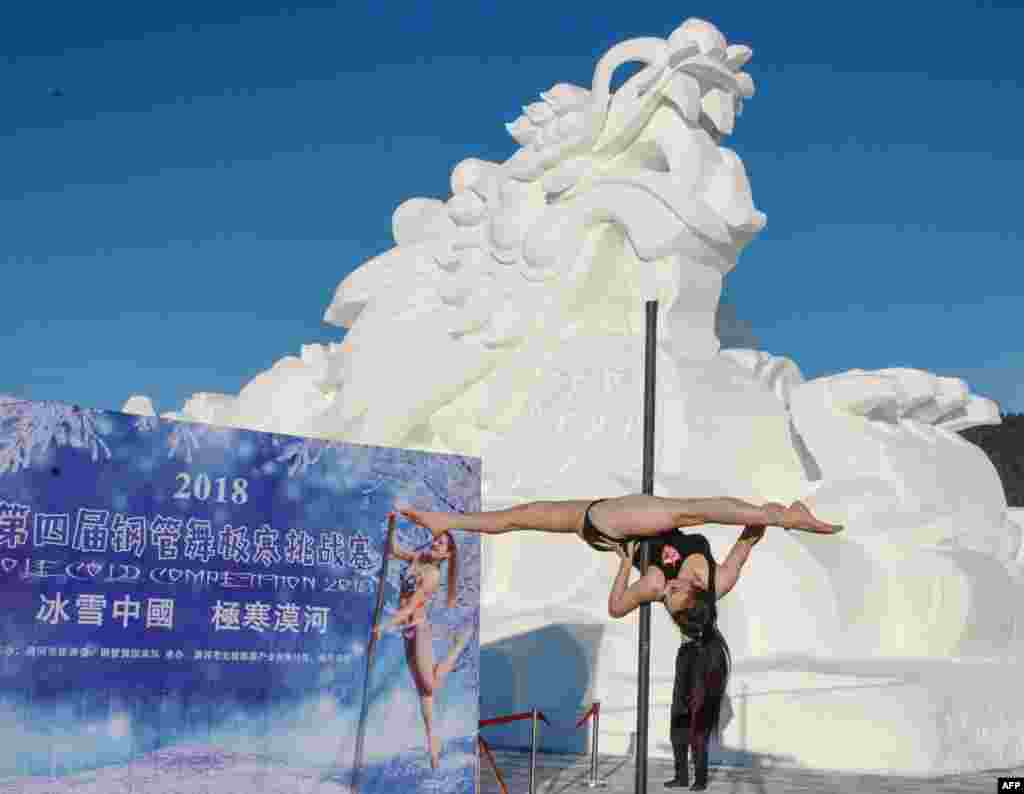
0;398;480;792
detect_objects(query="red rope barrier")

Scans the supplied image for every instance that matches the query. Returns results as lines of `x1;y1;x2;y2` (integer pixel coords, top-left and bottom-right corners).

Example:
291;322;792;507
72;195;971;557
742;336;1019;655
480;704;590;730
575;701;597;728
479;710;537;728
476;704;595;792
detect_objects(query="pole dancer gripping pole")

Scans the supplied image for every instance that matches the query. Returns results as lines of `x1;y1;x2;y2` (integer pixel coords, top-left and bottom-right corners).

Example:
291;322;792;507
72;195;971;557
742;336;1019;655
635;300;658;794
349;515;396;792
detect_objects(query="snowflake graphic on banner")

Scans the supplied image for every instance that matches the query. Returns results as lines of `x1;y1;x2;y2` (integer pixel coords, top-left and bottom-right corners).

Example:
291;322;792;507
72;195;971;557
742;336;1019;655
133;414;160;433
272;437;327;477
0;397;111;473
165;421;234;463
366;451;479;515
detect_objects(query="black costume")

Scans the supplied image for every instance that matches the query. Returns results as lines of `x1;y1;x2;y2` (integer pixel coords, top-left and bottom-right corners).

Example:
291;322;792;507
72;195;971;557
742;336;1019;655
580;499;629;553
638;532;716;789
581;501;719;790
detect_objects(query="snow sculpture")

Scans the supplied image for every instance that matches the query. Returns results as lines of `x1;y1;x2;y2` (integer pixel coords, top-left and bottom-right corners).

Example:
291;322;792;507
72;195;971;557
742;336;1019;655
127;18;1024;774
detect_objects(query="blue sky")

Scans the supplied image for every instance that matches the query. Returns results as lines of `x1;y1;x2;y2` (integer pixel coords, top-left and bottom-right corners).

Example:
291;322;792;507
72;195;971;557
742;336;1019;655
4;0;1023;416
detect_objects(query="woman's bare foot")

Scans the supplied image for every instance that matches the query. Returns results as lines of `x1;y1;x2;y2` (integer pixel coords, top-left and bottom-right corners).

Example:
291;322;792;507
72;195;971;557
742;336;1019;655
429;735;442;770
780;501;843;534
760;502;787;524
399;506;455;538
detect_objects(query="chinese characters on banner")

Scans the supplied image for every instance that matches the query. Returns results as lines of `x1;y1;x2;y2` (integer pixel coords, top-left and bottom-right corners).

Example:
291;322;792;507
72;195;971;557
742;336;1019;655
0;398;481;792
0;401;477;676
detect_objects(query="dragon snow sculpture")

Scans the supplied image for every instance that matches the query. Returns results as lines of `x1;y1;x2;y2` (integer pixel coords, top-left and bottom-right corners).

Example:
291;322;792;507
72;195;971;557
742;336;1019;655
131;18;1023;773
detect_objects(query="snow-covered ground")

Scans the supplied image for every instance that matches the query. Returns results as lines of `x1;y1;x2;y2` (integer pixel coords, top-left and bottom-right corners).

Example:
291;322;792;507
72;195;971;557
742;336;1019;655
0;739;478;794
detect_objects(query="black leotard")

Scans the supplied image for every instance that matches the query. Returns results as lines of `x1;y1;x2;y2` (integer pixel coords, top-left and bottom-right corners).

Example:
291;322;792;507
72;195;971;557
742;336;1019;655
581;499;630;553
581;502;717;599
632;531;716;599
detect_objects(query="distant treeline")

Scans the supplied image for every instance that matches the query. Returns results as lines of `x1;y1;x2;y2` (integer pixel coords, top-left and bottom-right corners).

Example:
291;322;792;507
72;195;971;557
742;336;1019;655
959;413;1024;507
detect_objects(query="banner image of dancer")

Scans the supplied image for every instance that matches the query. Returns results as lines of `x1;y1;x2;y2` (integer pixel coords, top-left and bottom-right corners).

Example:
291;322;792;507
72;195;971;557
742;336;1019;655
0;398;481;793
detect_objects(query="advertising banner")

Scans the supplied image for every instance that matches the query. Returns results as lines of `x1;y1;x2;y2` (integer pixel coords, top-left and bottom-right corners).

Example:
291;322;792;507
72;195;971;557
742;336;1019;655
0;398;481;793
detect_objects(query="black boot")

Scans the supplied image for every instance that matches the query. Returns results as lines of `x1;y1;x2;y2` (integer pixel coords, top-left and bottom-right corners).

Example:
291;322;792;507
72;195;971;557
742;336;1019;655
690;741;708;791
663;762;688;786
666;713;690;787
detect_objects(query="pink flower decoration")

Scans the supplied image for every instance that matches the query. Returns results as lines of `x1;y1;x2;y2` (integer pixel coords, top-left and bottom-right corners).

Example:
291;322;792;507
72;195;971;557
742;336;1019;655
661;545;681;566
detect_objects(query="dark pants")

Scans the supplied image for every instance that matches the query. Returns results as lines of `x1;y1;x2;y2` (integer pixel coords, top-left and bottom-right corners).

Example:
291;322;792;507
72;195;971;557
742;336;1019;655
670;643;708;785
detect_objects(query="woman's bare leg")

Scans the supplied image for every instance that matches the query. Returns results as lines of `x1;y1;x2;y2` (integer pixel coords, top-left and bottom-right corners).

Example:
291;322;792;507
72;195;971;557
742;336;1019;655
418;694;440;770
431;629;473;690
591;496;840;537
400;495;841;540
415;630;472;769
399;500;591;538
407;623;442;769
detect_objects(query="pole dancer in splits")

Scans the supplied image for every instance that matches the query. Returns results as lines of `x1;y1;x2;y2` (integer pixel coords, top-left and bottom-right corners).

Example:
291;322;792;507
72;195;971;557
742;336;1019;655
398;494;841;551
605;523;767;790
373;515;472;770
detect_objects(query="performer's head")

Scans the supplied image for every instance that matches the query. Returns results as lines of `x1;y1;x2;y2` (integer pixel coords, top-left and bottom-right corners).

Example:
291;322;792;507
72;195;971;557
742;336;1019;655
430;531;459;608
429;531;453;560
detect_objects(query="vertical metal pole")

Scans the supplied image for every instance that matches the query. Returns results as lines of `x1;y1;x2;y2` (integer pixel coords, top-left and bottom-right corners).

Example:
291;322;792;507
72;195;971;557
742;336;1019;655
348;518;395;791
740;682;749;765
635;300;658;794
529;708;540;794
587;701;607;787
589;702;599;784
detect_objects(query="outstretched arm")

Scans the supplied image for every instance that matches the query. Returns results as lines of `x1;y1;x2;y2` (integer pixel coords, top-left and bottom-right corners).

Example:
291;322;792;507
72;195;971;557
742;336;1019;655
715;525;766;600
607;542;661;618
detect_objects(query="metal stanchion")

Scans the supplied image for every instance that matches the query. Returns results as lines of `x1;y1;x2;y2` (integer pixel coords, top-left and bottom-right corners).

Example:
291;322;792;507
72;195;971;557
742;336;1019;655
528;708;540;794
584;701;607;788
739;682;749;764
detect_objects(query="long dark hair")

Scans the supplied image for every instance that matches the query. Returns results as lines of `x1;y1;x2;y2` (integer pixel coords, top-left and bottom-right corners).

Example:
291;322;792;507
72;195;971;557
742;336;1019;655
669;588;731;748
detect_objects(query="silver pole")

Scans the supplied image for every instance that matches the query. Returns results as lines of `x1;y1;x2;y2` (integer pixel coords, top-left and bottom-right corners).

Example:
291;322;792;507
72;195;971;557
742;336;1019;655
529;708;540;794
635;300;658;794
586;701;607;788
740;682;749;764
